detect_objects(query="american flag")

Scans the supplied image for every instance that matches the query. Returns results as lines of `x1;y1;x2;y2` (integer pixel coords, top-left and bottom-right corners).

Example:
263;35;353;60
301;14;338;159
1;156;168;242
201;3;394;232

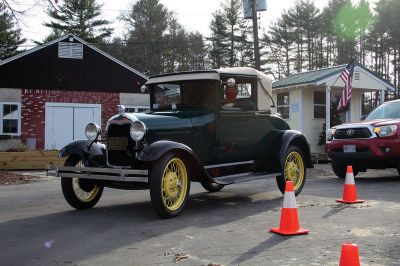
337;61;355;112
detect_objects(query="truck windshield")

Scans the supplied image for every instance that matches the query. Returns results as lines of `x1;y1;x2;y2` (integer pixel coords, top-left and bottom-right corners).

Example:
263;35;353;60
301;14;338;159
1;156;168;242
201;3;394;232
365;101;400;120
150;80;217;111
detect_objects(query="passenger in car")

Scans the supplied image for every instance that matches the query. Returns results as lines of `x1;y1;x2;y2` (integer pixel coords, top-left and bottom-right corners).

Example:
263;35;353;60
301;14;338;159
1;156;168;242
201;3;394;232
223;84;238;109
223;84;257;111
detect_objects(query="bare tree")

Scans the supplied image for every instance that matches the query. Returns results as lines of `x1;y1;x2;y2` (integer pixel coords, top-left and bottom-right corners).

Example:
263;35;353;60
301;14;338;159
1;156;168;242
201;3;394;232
1;0;59;21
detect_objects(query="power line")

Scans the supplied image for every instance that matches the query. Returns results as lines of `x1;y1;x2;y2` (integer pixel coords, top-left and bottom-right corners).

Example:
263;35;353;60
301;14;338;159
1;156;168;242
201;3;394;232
8;2;216;17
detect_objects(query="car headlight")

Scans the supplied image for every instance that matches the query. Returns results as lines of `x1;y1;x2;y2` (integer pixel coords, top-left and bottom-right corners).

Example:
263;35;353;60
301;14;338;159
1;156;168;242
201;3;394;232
85;122;101;141
130;121;146;141
327;128;336;141
374;125;397;137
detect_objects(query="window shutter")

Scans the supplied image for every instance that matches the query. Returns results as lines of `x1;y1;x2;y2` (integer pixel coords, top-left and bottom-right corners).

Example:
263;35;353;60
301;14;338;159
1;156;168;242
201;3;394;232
58;42;83;59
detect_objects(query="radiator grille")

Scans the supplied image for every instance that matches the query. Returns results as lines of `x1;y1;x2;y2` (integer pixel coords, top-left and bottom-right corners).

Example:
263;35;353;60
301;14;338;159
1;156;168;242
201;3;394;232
334;128;372;139
106;123;134;166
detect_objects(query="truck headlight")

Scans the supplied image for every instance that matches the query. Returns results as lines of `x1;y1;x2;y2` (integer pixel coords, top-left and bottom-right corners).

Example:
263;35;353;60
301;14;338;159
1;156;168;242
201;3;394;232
374;125;397;137
85;122;101;141
130;121;146;141
327;128;336;141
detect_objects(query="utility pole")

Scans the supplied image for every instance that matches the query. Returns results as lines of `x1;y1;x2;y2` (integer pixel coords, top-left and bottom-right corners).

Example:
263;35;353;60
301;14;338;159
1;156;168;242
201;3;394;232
251;0;261;70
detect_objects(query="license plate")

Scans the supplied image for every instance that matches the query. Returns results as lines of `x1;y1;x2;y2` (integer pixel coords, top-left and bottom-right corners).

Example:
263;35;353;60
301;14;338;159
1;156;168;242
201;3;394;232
107;137;128;150
343;145;356;153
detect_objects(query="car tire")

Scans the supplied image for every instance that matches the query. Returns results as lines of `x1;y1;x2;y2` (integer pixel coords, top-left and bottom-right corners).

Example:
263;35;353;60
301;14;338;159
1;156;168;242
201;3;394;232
276;145;307;196
61;156;104;209
200;179;224;192
149;152;191;218
332;162;359;179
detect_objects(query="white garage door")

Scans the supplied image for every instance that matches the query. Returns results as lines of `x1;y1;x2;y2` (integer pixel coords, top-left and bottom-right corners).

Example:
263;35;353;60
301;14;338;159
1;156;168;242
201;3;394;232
45;103;101;150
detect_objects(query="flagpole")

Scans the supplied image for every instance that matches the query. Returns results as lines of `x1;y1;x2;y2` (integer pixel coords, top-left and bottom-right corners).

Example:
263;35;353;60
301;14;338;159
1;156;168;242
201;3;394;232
335;60;355;122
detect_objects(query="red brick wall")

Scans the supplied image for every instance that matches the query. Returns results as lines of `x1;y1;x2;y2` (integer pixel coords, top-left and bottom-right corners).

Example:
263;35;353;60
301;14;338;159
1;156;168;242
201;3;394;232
21;89;119;149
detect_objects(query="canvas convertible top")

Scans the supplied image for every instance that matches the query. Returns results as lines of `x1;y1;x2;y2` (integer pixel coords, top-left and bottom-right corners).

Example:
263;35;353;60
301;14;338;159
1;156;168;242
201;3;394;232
146;67;273;110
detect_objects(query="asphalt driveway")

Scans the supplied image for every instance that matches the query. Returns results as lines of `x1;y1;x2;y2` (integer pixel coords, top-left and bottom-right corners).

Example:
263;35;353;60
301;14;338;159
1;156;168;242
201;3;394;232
0;165;399;266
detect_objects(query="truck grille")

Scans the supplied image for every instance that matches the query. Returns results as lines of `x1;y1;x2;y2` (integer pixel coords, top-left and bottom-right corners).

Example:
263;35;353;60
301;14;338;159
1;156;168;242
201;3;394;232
106;123;134;166
334;127;372;139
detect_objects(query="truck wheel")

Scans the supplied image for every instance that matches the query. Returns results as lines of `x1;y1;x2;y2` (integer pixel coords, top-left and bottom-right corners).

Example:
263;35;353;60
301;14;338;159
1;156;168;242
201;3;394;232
200;179;224;192
276;145;306;196
332;162;359;178
149;153;190;218
61;156;103;209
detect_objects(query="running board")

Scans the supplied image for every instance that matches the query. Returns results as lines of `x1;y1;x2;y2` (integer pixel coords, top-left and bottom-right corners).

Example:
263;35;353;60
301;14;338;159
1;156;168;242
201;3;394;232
212;172;279;185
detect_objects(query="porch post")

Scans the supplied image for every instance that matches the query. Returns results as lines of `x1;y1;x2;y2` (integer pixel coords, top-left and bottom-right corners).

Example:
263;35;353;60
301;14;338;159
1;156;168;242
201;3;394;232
299;87;304;133
325;86;331;142
380;89;385;104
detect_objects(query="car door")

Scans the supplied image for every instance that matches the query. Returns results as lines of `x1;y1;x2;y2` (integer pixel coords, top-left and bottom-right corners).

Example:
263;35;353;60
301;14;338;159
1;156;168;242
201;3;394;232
217;76;269;163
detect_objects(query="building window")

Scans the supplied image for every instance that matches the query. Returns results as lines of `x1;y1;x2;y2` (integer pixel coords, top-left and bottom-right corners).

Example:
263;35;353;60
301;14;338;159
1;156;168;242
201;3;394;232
58;42;83;59
125;105;150;113
277;92;289;119
313;91;326;119
0;102;21;135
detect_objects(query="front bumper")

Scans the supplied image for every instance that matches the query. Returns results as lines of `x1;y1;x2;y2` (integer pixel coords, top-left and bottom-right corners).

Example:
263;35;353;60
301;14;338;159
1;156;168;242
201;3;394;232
326;138;400;168
46;166;148;183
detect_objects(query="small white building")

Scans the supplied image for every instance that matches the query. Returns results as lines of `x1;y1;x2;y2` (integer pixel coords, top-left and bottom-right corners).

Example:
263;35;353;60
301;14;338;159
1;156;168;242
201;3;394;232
271;63;395;155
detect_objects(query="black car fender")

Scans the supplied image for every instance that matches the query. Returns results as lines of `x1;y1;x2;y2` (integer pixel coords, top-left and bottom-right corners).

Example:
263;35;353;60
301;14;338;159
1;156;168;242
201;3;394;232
137;140;203;179
279;130;313;169
59;140;106;166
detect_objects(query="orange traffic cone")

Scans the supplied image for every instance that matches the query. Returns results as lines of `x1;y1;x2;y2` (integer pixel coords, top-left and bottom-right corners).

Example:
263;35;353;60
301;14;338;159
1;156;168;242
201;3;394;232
270;181;310;235
337;166;364;204
339;242;360;266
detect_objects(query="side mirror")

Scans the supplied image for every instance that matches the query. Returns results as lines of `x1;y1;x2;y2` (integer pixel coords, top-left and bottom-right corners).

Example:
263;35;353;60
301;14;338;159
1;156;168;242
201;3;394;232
360;115;367;120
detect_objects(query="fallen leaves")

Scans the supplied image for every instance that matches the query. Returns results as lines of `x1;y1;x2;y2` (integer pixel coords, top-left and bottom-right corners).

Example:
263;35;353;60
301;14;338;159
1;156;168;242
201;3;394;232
173;252;188;262
0;172;41;185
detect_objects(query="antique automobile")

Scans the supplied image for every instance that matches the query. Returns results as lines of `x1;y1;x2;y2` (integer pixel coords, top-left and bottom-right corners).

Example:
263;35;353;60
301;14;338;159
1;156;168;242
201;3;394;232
48;67;313;218
326;99;400;178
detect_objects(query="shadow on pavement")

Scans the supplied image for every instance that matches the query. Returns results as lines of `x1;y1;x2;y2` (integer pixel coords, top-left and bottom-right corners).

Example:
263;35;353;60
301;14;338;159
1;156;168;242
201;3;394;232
230;234;288;265
321;204;351;219
304;174;400;203
0;189;283;265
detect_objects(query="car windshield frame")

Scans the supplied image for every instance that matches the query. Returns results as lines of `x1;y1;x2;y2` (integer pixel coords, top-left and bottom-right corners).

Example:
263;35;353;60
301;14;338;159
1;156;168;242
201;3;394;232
365;101;400;120
149;80;218;111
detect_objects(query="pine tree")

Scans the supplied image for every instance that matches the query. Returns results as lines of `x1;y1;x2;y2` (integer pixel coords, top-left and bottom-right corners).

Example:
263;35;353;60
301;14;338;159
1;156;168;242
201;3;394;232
267;14;295;77
43;0;112;43
208;0;252;68
121;0;172;75
208;11;229;68
286;0;321;71
0;3;25;59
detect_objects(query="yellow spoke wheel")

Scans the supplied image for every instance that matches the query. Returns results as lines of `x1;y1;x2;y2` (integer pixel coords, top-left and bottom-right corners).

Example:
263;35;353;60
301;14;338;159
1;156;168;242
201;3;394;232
72;178;101;203
277;145;306;196
161;158;188;211
284;151;305;191
150;153;190;218
61;156;103;209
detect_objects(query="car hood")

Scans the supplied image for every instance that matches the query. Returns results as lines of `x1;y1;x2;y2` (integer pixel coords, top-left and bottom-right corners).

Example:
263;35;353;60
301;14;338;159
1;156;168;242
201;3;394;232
334;119;400;129
108;112;193;130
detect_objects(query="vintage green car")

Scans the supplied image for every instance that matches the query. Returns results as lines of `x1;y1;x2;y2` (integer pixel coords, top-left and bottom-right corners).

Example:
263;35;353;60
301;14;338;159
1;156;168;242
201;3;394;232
48;67;313;218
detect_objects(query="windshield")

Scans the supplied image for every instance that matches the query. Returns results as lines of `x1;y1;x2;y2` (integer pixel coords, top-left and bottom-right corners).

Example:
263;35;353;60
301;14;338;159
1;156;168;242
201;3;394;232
150;80;217;111
365;101;400;120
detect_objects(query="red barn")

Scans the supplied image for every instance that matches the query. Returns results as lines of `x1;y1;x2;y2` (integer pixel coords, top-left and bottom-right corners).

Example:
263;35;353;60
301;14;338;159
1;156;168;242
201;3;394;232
0;34;149;151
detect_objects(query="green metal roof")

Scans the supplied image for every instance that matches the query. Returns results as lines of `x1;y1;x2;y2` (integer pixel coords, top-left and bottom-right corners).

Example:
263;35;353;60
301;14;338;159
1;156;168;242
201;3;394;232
272;63;395;90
